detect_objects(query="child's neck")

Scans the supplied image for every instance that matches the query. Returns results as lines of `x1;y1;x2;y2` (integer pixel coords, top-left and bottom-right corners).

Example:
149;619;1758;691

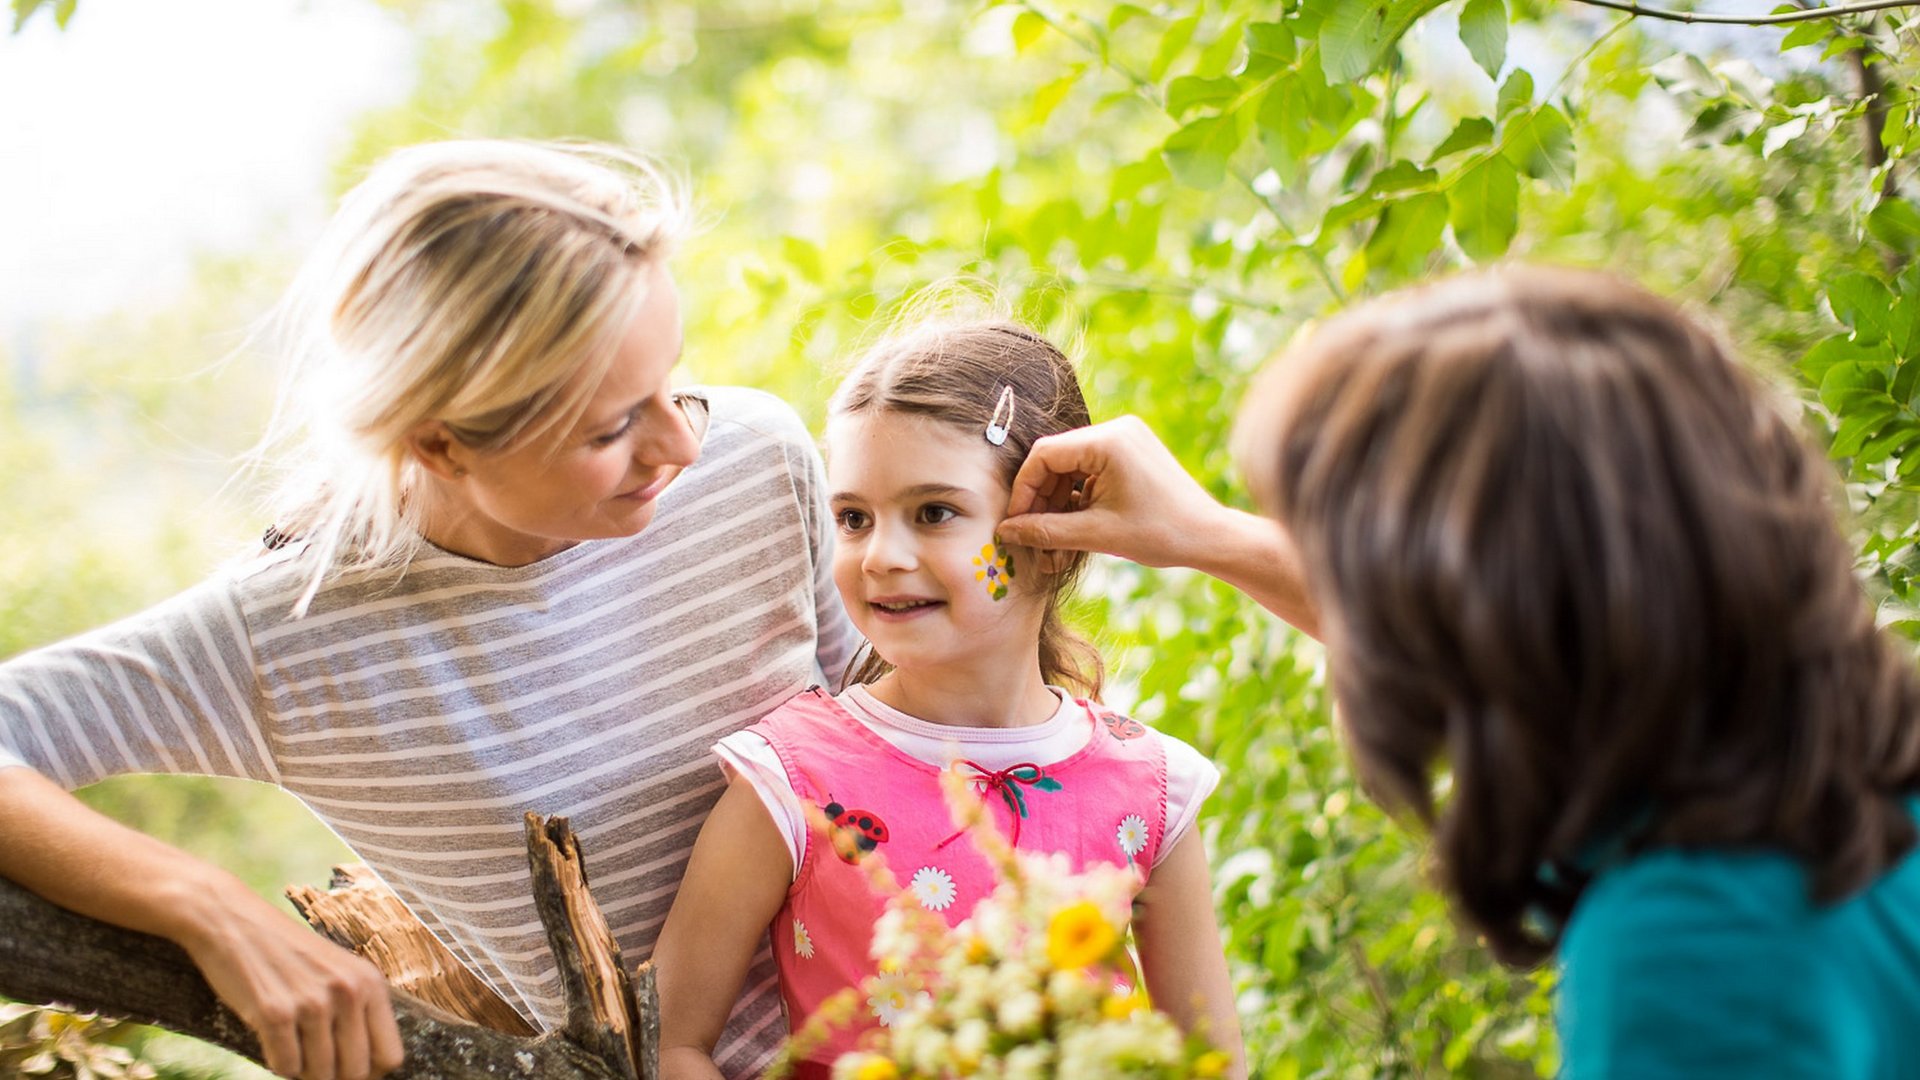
868;661;1058;730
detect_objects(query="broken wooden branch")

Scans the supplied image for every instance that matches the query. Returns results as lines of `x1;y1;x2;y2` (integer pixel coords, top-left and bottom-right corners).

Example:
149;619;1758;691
0;812;659;1080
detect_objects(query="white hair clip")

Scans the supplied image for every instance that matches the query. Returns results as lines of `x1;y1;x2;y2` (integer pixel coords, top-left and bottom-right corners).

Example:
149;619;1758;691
986;385;1016;447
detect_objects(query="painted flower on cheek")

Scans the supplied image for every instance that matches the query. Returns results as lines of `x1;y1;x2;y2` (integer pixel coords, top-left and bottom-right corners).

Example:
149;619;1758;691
973;540;1016;601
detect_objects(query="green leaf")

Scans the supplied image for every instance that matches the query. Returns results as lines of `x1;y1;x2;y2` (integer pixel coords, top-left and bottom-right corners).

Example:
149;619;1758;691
1459;0;1507;80
1831;404;1900;459
1163;111;1249;189
1034;777;1064;792
1828;271;1895;344
51;0;69;26
1108;3;1153;32
1167;75;1242;118
1779;18;1830;51
1151;13;1202;81
11;0;48;31
1447;155;1520;260
1315;0;1448;81
1760;113;1808;159
1868;198;1920;258
1799;334;1879;383
1501;105;1575;189
1819;360;1891;413
1431;116;1495;160
1496;68;1534;119
781;236;825;283
1028;69;1081;127
1111;156;1169;202
1367;159;1438;195
1365;191;1450;277
1012;10;1048;52
1247;20;1296;61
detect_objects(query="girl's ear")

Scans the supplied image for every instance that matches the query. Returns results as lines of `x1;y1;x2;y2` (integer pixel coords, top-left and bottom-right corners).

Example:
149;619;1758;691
405;420;471;481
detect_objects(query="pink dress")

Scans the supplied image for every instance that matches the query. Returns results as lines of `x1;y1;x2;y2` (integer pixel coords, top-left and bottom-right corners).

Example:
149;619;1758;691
746;687;1170;1073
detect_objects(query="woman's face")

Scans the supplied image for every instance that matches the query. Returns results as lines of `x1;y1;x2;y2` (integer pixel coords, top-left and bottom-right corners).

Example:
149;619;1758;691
425;260;703;566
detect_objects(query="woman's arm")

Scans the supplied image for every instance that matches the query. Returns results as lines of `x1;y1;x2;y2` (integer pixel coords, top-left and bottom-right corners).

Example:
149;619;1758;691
0;766;404;1079
655;776;796;1080
1133;830;1246;1080
997;416;1319;639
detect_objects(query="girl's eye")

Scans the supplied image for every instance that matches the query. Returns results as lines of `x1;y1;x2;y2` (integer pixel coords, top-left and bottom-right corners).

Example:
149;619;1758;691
918;505;958;526
835;509;870;532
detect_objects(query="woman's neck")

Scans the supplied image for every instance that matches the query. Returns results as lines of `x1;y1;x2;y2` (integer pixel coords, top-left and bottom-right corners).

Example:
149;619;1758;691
868;661;1058;729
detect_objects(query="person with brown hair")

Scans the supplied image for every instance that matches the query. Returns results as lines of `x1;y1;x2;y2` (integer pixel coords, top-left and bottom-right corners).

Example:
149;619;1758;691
653;318;1242;1079
1002;266;1920;1075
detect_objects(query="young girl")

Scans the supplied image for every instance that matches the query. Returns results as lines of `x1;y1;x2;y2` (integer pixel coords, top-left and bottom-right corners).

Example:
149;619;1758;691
654;321;1245;1079
1235;266;1920;1076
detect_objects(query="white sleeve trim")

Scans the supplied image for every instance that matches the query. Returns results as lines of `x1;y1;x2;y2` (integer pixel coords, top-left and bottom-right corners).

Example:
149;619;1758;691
1155;735;1222;869
712;730;806;883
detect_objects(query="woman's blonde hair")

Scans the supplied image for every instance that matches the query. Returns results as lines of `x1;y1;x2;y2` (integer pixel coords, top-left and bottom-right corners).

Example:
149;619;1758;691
255;139;689;614
830;316;1104;698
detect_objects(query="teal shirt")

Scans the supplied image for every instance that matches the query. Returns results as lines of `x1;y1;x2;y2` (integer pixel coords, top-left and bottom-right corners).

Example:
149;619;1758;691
1559;803;1920;1078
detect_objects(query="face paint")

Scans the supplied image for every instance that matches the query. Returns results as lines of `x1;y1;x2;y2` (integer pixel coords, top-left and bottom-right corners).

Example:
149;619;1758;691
974;538;1016;601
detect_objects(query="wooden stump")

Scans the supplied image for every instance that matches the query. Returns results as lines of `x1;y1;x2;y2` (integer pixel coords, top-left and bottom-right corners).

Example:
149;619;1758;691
0;812;659;1080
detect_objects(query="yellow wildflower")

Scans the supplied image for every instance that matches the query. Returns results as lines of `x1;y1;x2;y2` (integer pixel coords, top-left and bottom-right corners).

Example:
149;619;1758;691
1046;899;1119;969
854;1057;901;1080
1101;989;1148;1020
1193;1050;1232;1076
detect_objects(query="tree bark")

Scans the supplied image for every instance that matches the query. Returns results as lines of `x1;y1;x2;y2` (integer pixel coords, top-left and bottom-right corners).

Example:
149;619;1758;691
0;812;658;1080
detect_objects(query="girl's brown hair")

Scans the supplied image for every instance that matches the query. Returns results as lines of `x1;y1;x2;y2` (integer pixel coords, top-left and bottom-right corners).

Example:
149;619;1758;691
832;319;1104;697
1237;266;1920;966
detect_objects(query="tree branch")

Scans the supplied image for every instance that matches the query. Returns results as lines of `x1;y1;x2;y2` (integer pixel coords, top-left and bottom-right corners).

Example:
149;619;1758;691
1563;0;1918;26
0;813;657;1080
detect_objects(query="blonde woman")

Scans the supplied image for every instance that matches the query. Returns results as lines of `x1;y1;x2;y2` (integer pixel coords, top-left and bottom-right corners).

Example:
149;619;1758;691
0;140;859;1080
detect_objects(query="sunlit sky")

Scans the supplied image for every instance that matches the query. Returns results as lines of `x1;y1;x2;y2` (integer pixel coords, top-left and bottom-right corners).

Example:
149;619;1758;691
0;0;412;336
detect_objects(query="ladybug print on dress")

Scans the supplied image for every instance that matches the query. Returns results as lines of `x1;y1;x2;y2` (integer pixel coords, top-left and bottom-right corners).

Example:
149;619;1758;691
823;797;889;863
1101;712;1147;741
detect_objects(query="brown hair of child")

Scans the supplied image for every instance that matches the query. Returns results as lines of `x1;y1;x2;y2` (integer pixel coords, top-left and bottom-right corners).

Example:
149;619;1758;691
1237;265;1920;965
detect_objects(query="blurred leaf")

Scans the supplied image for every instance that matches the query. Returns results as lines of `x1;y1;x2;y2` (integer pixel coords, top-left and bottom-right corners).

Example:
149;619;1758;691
1828;271;1895;345
1167;75;1242;118
1013;10;1048;52
1315;0;1447;81
1431;116;1495;160
1448;155;1520;259
1163;111;1250;189
1459;0;1507;80
1496;67;1534;118
1502;105;1575;189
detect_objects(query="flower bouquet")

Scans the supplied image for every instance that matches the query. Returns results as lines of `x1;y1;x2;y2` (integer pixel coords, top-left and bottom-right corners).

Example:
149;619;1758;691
773;771;1232;1079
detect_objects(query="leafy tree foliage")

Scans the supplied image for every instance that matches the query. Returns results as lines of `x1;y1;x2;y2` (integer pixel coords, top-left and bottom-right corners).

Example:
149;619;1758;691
6;0;1918;1076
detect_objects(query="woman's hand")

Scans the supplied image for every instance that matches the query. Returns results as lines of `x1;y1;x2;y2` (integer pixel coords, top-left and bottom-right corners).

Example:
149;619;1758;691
998;416;1320;637
0;768;404;1080
172;876;404;1080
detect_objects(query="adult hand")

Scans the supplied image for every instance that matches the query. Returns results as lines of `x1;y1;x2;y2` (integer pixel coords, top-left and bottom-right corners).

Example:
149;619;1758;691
999;415;1228;568
0;768;404;1080
999;414;1321;637
171;876;406;1080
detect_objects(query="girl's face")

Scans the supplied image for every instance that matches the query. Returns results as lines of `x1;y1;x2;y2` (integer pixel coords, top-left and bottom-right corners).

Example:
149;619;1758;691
423;261;704;566
827;410;1046;682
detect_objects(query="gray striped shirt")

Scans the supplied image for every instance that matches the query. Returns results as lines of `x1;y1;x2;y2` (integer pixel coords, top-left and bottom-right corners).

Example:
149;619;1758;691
0;386;861;1077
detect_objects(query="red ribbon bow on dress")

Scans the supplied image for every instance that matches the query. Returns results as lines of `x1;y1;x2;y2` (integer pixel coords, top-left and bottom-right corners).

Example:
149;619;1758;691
935;760;1062;850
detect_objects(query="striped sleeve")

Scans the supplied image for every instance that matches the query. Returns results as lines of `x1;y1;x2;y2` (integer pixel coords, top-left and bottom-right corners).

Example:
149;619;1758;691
796;435;860;690
0;576;276;789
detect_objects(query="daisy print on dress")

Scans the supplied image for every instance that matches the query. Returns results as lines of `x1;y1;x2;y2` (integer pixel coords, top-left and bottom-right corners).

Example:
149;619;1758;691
1116;814;1150;866
792;918;815;959
867;971;931;1027
909;866;958;911
973;539;1016;601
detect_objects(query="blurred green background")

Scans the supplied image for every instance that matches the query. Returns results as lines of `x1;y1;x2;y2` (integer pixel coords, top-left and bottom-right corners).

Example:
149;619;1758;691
3;0;1917;1076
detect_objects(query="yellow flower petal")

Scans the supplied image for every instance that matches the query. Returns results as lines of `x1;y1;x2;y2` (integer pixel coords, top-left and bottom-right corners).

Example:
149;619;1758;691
1045;899;1119;969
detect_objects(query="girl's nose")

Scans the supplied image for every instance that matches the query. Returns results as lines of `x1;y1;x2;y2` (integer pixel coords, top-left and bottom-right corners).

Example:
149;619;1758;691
863;521;917;575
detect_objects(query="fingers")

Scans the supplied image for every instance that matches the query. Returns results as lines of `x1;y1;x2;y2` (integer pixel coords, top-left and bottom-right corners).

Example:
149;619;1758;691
299;995;339;1080
1006;424;1114;517
367;990;406;1077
